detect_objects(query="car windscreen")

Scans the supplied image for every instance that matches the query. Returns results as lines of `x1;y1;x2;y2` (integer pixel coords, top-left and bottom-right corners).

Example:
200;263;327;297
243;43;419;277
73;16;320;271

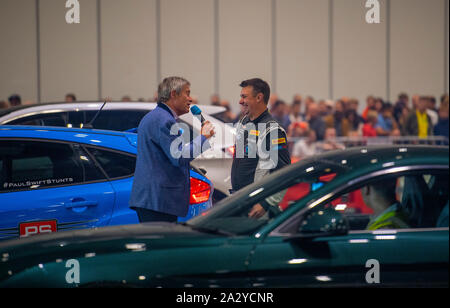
5;112;68;127
84;110;149;131
187;162;342;235
3;109;150;132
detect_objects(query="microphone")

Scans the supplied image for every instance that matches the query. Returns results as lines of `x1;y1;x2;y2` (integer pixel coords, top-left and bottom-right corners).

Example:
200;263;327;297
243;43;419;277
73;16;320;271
190;105;206;125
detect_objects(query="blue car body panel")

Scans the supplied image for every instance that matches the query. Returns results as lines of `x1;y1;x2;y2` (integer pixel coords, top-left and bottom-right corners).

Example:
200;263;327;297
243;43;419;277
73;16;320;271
0;126;134;152
0;126;212;240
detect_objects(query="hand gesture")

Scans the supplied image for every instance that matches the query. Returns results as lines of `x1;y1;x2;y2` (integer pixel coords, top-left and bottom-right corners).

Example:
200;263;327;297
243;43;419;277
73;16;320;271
201;121;215;139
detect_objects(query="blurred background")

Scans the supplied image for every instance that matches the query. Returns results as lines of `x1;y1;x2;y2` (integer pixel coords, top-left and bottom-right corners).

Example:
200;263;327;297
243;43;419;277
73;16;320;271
0;0;448;114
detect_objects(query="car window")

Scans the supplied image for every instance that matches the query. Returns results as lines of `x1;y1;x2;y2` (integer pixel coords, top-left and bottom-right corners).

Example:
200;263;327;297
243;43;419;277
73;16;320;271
85;146;136;179
317;171;449;231
67;111;84;128
0;140;105;192
188;165;340;235
6;112;67;127
84;110;148;131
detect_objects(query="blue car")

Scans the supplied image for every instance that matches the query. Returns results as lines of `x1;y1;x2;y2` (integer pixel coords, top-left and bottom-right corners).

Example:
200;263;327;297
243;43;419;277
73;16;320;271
0;125;213;240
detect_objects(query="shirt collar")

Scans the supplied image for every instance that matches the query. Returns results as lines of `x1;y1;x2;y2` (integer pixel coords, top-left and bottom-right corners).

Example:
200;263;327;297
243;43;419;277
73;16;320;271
160;102;179;120
248;109;269;124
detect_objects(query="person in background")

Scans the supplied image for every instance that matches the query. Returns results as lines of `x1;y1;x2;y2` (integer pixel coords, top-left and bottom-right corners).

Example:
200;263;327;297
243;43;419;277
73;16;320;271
289;95;304;123
411;94;420;110
0;100;9;109
287;121;309;139
271;100;291;131
8;94;21;107
318;99;333;117
394;93;409;123
268;93;279;112
317;127;345;152
363;178;410;230
425;96;439;127
441;94;449;107
307;102;326;141
403;96;433;138
434;95;449;139
362;95;376;121
394;94;411;135
210;94;221;106
65;93;77;102
346;98;358;112
323;100;350;137
303;96;315;114
287;121;309;157
151;91;159;102
291;128;317;162
214;100;236;123
210;94;229;121
339;96;351;111
346;109;363;136
374;97;384;114
190;95;199;105
375;102;398;136
347;98;364;123
233;103;247;124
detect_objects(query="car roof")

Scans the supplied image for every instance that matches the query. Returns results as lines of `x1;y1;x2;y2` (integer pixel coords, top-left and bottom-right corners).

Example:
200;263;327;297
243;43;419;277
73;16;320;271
205;144;449;222
0;125;137;153
0;101;235;148
221;145;449;201
278;145;449;182
0;101;226;119
308;145;448;168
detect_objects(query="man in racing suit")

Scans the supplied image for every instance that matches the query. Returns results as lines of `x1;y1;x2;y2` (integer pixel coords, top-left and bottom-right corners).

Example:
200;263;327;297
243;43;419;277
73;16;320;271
231;78;291;218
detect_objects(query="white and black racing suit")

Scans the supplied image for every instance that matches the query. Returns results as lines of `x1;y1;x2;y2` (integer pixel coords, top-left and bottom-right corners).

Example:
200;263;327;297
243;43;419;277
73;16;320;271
231;109;291;213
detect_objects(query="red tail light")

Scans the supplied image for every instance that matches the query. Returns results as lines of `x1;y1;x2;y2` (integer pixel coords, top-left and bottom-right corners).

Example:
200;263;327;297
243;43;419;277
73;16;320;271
224;146;235;157
318;173;337;182
190;177;211;204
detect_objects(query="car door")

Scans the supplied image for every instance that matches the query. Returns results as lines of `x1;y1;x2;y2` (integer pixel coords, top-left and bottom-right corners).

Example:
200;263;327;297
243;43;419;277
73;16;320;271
0;139;115;239
83;145;139;225
263;167;448;287
334;169;449;287
246;234;355;287
245;166;449;287
243;177;355;287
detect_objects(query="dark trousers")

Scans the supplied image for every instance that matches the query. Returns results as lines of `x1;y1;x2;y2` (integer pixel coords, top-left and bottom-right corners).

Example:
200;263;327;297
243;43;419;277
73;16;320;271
133;207;178;223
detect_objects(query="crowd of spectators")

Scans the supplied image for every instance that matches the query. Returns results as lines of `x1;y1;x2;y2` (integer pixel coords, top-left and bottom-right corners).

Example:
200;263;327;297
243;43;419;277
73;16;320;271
0;94;23;109
209;92;449;162
285;94;447;138
2;91;448;161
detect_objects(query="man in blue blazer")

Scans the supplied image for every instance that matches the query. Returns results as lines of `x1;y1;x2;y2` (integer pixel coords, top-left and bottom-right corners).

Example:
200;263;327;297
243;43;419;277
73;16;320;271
129;77;215;222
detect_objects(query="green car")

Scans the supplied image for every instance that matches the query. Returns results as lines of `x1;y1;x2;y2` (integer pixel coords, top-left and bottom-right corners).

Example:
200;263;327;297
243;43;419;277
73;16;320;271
0;145;448;287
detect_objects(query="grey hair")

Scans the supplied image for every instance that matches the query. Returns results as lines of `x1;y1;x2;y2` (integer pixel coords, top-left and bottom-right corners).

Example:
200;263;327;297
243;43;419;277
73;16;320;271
157;76;190;103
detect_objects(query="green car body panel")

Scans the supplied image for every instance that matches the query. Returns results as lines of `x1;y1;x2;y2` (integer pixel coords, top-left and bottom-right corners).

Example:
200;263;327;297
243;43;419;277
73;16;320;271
0;145;448;287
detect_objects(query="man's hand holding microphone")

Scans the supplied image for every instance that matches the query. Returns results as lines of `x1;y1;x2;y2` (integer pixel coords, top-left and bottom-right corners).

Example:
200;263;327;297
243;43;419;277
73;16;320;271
201;121;215;139
191;105;215;139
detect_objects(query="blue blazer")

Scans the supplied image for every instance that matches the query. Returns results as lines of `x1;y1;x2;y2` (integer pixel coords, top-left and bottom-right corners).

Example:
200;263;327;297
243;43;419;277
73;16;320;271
129;103;210;217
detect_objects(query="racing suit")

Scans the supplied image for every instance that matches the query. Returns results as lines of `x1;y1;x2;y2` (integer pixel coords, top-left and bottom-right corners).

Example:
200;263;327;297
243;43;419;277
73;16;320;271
231;109;291;212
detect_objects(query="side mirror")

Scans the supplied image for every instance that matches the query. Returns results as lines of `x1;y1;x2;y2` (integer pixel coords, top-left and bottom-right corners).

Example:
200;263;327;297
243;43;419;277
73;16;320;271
286;207;349;241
